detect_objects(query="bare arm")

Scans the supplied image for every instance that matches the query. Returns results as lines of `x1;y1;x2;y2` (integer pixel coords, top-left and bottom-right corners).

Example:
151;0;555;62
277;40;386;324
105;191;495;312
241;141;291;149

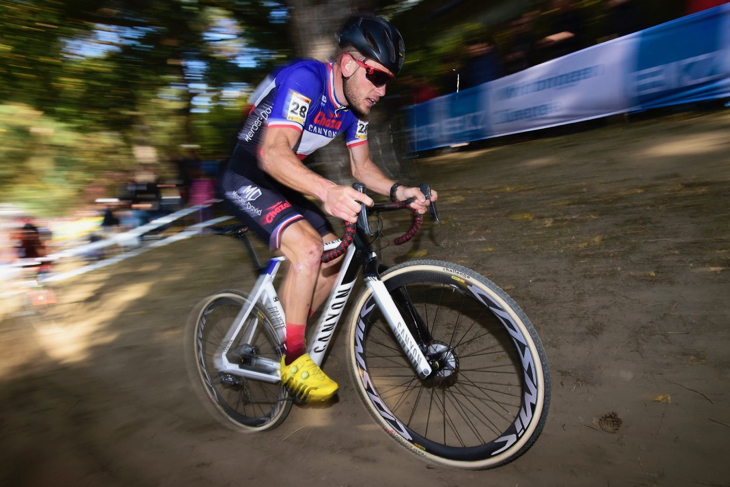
260;126;373;222
348;142;438;213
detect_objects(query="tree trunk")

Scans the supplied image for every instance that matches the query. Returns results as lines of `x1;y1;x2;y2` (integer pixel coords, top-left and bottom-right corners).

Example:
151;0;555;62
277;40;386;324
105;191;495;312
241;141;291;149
286;0;379;59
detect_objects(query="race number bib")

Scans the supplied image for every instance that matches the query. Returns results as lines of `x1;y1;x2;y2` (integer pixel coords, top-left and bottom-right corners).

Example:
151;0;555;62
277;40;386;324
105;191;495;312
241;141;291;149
355;120;369;140
286;90;311;124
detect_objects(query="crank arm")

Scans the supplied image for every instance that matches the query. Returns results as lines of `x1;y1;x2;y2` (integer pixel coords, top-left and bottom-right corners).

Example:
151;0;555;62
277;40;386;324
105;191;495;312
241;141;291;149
214;359;282;384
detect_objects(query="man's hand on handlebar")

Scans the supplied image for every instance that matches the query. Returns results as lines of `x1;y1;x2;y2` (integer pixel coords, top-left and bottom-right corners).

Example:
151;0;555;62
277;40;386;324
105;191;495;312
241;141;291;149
398;186;439;215
323;184;374;223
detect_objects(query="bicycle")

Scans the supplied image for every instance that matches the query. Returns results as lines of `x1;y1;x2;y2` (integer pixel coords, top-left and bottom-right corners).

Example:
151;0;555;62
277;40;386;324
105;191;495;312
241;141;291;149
184;183;550;470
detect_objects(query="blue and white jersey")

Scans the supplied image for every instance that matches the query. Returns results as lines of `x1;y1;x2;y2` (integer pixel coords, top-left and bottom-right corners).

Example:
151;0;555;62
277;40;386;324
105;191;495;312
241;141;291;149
229;59;368;175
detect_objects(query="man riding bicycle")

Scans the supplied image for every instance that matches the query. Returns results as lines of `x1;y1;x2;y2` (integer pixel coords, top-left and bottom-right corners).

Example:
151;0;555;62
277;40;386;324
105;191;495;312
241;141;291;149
220;14;438;403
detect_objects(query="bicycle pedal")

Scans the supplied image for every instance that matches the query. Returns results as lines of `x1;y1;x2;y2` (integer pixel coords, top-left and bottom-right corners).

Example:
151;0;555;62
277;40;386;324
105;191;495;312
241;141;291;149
290;392;308;405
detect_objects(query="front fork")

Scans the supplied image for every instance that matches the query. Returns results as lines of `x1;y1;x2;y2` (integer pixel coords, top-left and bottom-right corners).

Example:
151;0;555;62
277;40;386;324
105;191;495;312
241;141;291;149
364;271;434;380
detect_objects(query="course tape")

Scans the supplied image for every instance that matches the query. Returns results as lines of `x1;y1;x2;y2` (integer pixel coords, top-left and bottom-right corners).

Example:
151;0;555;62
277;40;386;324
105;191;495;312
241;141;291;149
41;215;233;283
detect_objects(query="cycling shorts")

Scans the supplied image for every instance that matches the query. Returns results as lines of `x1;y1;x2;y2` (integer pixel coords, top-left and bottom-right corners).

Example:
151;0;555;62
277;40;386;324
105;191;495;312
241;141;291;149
220;168;334;250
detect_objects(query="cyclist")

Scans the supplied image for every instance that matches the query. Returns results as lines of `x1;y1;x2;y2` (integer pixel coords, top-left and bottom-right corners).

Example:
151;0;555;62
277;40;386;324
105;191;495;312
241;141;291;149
220;14;437;402
15;222;47;260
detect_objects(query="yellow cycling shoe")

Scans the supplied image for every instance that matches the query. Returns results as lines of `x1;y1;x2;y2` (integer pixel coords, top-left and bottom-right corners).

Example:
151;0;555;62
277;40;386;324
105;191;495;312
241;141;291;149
280;353;338;403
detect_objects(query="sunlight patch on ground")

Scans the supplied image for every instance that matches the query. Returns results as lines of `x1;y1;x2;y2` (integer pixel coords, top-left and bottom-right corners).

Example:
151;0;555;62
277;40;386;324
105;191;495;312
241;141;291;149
521;156;557;168
641;132;729;158
424;146;501;164
137;262;164;273
34;280;153;364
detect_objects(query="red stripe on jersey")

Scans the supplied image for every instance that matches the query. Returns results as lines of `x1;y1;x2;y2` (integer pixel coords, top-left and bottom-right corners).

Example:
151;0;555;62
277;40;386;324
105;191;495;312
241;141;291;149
267;122;303;133
346;139;368;148
326;63;344;108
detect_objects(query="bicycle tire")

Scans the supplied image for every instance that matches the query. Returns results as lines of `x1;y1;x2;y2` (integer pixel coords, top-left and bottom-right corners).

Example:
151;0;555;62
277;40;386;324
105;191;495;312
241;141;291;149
184;290;291;432
345;261;550;469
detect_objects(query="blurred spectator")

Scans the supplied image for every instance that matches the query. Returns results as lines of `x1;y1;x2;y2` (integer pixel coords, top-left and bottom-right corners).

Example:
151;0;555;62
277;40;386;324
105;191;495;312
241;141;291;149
176;149;201;205
11;220;53;276
127;169;162;226
504;13;537;75
13;222;47;260
461;35;503;89
101;206;119;235
85;232;106;262
537;0;585;62
189;164;216;224
600;0;646;42
412;76;440;104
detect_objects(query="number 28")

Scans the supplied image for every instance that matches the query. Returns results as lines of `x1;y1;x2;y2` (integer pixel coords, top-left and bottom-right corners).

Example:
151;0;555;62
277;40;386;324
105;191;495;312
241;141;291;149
290;102;307;119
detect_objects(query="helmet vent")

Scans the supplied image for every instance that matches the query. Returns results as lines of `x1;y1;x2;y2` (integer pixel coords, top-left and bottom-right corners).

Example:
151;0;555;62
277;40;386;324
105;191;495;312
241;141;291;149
364;31;380;54
383;29;395;63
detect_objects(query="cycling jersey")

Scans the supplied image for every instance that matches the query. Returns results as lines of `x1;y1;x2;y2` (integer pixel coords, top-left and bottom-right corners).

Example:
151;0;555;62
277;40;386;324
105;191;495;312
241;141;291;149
222;59;369;249
227;59;368;177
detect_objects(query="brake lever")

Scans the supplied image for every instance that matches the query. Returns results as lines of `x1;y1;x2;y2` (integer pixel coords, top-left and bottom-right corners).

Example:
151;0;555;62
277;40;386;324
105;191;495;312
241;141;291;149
353;183;374;237
419;183;441;225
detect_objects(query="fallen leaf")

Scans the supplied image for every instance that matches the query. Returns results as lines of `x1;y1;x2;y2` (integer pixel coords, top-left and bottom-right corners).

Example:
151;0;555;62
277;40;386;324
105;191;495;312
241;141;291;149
629;271;656;277
654;394;671;403
619;188;645;195
509;213;534;221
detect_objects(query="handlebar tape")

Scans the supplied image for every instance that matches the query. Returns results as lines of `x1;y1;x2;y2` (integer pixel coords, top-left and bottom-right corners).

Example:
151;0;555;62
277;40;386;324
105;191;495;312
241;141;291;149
321;221;356;263
393;210;423;245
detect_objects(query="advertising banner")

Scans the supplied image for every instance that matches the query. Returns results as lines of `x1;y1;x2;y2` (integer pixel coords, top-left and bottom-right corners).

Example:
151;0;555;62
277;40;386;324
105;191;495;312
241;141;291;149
630;4;730;110
404;5;730;152
489;34;637;137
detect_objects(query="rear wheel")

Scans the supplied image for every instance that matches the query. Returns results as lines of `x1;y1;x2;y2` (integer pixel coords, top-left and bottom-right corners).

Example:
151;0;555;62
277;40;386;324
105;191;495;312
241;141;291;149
346;261;550;469
185;290;291;432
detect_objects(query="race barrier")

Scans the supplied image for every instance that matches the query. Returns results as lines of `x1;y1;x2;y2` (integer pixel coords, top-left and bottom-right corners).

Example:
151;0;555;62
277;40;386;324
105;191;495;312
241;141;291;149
45;203;219;262
41;214;233;284
404;4;730;151
0;202;229;293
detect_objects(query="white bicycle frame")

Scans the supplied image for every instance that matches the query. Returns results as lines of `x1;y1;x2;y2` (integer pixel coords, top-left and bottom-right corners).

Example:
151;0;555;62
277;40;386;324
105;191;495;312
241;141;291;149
211;235;433;384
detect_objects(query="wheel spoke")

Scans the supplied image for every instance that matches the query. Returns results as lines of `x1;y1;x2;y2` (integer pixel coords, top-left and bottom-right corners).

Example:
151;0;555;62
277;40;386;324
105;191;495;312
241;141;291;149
189;294;290;431
351;264;549;468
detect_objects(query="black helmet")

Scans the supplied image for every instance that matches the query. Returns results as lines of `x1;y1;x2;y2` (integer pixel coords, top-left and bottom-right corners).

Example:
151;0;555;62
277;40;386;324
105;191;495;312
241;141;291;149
337;14;405;76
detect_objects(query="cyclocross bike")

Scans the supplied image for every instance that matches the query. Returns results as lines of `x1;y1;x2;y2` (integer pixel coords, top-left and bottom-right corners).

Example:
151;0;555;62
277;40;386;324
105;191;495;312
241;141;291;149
185;183;551;470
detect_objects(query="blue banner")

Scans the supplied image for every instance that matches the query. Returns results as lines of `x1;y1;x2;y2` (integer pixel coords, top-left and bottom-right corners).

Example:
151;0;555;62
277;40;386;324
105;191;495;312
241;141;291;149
632;4;730;110
404;5;730;152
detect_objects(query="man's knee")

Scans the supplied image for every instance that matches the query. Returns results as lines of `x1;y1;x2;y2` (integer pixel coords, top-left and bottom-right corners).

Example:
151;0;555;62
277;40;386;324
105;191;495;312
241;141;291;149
296;236;324;266
280;223;324;272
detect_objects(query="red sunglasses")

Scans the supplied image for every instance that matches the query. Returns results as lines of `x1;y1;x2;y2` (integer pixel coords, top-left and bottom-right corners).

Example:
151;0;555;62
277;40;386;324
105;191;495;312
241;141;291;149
351;56;394;88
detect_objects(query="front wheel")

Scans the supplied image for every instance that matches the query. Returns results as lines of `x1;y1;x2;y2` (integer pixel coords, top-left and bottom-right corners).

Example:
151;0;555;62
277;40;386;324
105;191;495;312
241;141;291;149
346;261;550;470
184;290;291;432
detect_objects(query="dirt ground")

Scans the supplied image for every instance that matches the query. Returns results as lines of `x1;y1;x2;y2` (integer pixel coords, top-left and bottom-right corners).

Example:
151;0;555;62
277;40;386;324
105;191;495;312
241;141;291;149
1;109;730;487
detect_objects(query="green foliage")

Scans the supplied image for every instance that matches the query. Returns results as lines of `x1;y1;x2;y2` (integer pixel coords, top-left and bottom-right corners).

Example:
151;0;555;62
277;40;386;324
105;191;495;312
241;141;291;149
0;0;295;214
0;103;132;216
